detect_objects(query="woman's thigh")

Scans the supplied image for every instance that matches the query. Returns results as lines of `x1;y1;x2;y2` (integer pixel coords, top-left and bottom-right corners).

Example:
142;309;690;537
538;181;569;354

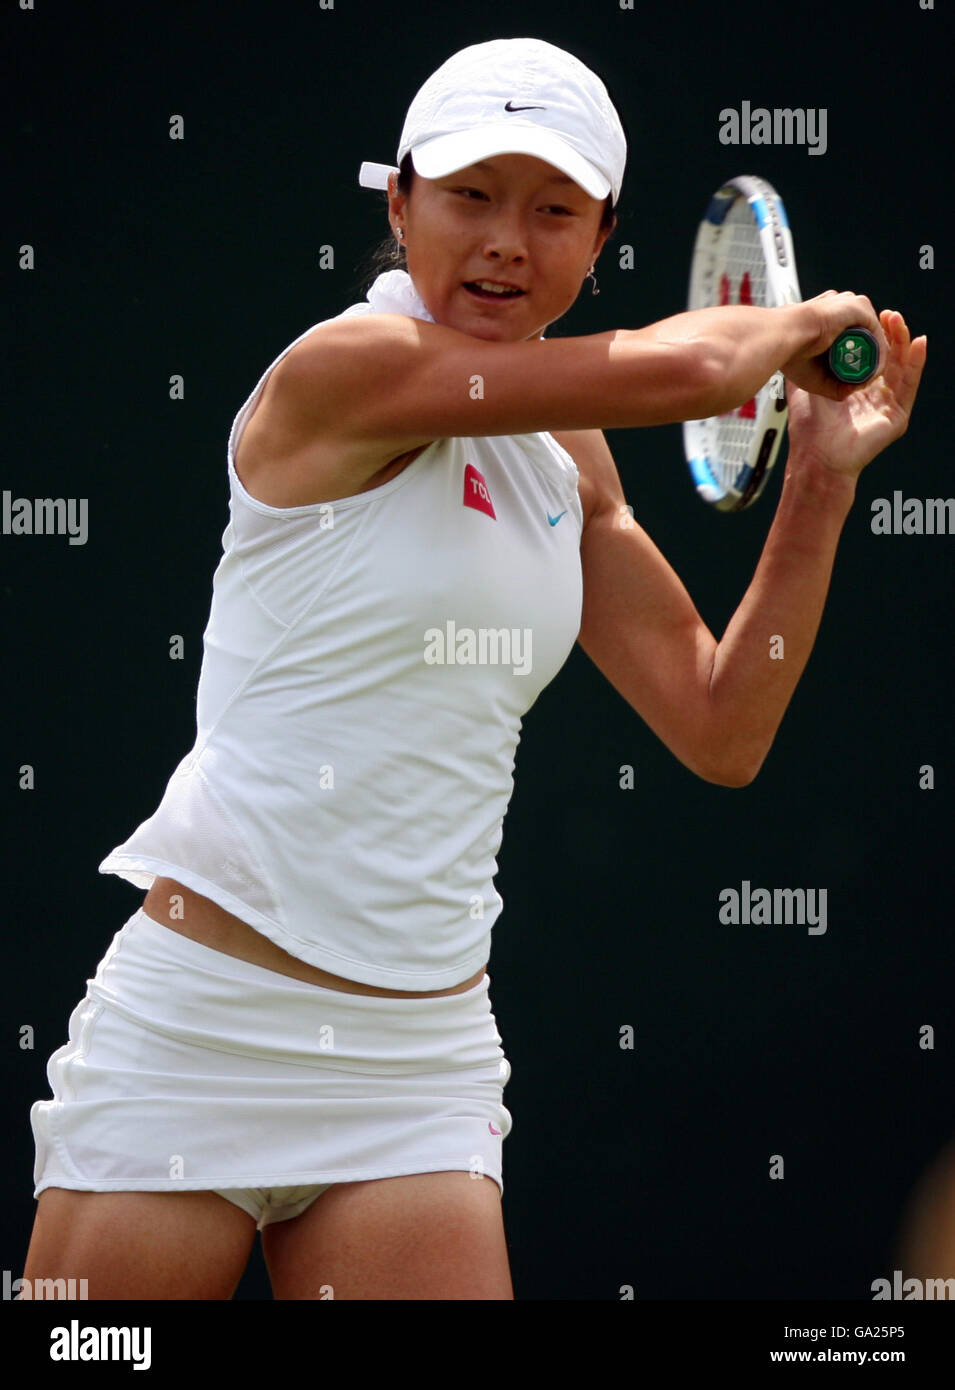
22;1187;258;1300
262;1170;513;1300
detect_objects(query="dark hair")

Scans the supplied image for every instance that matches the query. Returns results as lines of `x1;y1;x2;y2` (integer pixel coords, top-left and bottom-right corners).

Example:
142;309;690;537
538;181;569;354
351;152;617;296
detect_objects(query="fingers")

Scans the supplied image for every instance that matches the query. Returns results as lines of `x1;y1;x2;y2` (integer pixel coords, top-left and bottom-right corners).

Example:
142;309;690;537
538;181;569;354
850;294;890;364
878;308;928;355
881;308;910;353
882;311;927;414
825;291;890;361
880;309;928;378
881;309;928;372
861;311;925;432
790;298;925;403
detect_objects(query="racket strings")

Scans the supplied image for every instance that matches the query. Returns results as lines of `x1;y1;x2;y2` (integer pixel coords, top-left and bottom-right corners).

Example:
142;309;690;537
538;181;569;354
723;203;769;307
684;176;796;509
707;200;772;487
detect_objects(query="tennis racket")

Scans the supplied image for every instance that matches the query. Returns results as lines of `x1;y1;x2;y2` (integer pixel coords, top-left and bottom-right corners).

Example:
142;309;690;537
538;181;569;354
682;174;880;512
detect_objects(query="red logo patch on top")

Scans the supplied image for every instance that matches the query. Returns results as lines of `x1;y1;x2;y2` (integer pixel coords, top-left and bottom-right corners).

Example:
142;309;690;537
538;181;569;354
463;462;496;519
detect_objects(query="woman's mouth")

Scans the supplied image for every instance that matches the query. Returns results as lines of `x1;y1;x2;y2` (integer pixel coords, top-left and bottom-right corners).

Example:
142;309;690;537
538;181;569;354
463;280;526;302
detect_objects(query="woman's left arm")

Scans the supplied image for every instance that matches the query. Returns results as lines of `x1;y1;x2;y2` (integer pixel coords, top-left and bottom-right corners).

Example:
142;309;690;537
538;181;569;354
575;309;926;786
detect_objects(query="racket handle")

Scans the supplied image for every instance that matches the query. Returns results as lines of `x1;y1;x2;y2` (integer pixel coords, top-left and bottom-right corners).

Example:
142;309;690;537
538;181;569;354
828;328;880;384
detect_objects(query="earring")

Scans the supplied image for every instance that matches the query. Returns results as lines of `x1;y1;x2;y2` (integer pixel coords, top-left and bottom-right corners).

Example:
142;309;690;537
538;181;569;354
586;264;599;296
396;228;405;242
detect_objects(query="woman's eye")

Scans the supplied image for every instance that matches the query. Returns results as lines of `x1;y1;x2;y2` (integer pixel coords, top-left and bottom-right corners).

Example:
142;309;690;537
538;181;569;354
450;190;574;214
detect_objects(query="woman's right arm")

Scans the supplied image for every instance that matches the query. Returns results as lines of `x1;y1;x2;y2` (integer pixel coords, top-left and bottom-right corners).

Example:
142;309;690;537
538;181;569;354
274;290;884;455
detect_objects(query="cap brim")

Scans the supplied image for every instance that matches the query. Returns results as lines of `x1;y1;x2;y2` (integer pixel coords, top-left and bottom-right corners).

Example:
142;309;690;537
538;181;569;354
409;125;611;200
359;161;399;190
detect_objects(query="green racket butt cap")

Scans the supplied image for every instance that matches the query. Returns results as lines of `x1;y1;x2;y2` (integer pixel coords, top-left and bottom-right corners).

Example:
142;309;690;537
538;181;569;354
829;328;879;383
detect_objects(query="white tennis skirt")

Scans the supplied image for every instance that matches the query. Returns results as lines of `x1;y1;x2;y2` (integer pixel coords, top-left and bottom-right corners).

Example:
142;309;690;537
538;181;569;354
31;907;513;1229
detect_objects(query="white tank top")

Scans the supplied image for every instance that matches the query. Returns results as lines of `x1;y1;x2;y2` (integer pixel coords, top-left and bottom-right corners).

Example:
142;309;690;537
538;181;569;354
99;270;584;989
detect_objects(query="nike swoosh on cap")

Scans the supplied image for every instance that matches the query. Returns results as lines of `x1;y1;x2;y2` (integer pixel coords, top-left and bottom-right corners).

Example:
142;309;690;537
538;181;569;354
504;100;546;112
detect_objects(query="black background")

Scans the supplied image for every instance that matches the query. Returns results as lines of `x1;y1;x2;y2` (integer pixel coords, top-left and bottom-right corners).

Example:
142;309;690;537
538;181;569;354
4;0;952;1303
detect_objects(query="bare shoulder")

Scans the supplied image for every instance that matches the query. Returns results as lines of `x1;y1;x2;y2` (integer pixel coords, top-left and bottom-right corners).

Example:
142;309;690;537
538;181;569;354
549;428;627;532
233;317;425;508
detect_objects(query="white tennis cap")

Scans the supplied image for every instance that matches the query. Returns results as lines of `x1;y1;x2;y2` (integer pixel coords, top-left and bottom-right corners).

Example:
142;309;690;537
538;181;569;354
358;37;626;206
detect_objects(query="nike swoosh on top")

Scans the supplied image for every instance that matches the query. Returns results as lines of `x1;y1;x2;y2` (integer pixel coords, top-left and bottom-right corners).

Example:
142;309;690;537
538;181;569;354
488;1122;502;1135
547;510;567;526
504;100;546;111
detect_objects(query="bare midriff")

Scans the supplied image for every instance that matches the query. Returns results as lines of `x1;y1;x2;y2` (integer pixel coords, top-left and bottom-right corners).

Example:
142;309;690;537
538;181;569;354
141;877;487;997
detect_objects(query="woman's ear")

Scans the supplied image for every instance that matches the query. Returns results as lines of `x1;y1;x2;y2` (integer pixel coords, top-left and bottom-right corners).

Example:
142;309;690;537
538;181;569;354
593;217;617;263
387;172;409;241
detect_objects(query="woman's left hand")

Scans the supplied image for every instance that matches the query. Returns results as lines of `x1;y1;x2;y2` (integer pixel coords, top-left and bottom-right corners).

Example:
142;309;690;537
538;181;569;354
785;309;927;480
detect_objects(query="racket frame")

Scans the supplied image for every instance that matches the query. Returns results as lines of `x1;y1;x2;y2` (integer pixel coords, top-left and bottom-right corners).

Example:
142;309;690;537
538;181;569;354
683;174;802;512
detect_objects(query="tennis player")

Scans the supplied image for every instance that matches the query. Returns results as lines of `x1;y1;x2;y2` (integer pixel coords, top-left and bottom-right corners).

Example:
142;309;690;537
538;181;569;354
24;38;925;1301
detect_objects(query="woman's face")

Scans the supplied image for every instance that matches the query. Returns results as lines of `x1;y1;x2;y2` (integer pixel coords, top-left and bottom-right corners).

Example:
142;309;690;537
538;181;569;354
388;153;615;342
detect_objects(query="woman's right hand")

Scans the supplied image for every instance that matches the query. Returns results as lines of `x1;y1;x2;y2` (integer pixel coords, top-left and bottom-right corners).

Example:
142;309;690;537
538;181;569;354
779;291;891;399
